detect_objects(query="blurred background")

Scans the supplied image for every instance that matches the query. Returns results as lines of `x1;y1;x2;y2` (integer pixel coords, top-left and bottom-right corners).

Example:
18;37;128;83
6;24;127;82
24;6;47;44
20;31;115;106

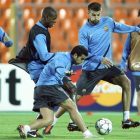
0;0;140;64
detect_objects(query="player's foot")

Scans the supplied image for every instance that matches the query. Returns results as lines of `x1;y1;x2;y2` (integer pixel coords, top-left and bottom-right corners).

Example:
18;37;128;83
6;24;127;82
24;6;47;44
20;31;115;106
17;125;27;139
83;134;104;139
27;131;44;138
122;118;140;129
67;123;81;131
42;126;53;134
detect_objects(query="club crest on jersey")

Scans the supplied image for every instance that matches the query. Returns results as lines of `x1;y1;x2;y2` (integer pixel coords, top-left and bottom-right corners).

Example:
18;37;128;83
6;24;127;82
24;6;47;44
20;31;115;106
104;26;109;32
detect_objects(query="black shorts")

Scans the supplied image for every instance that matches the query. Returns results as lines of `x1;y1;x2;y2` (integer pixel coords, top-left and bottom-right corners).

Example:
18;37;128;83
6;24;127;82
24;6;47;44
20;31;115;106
76;65;124;96
33;85;69;112
133;75;140;92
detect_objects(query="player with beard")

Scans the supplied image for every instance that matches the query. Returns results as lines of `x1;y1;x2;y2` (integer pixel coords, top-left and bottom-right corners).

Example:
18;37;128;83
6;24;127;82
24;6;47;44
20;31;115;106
43;2;140;135
17;45;104;139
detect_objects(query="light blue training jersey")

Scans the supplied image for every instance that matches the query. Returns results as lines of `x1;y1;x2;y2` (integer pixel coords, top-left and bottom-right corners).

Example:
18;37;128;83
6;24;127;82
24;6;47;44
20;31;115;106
27;21;54;80
0;27;13;47
79;17;139;71
36;52;72;86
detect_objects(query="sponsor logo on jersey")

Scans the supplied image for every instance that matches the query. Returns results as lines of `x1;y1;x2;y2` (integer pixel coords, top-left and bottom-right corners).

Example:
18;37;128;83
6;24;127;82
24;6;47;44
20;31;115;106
90;34;94;37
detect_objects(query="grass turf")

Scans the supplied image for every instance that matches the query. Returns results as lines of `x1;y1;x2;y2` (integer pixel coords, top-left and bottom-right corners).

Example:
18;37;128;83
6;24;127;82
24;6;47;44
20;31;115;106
0;112;140;140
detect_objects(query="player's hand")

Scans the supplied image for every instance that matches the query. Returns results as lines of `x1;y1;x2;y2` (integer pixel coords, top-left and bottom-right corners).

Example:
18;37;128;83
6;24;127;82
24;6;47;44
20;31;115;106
101;57;113;69
3;36;10;42
65;70;76;76
122;66;127;72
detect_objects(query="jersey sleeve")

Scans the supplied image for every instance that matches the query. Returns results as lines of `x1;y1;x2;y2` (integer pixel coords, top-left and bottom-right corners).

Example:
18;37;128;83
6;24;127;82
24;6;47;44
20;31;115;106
112;19;140;33
54;55;68;81
0;27;13;47
120;33;131;70
33;34;54;62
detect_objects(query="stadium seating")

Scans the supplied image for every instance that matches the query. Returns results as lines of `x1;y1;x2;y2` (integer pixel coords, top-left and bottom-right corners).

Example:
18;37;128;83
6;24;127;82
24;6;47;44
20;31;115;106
70;0;86;4
125;0;139;4
0;0;140;63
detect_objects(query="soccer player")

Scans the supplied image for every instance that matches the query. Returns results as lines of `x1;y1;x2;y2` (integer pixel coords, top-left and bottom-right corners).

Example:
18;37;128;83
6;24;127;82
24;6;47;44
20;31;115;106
17;45;104;139
0;27;13;47
43;2;140;134
9;6;57;138
121;9;140;116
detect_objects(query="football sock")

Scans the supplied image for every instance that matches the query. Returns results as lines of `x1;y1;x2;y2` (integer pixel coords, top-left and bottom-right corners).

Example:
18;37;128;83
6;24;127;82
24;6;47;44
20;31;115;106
24;125;31;132
51;116;58;126
70;119;73;123
83;130;91;136
123;111;130;122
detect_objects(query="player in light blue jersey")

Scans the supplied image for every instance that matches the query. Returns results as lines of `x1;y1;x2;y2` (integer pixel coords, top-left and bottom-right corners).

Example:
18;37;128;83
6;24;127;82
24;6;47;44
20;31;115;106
44;2;140;133
121;9;140;116
76;2;140;129
0;27;13;47
16;45;103;139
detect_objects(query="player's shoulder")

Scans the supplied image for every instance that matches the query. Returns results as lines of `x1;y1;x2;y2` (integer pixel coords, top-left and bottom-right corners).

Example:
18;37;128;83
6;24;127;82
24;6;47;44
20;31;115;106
101;16;113;22
79;20;88;31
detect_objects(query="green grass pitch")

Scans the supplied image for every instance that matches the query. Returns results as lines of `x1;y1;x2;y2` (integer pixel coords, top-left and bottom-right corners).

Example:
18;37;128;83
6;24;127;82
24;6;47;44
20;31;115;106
0;111;140;140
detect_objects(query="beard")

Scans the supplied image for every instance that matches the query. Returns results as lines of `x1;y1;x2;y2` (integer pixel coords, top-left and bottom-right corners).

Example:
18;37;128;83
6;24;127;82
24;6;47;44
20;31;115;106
90;20;99;25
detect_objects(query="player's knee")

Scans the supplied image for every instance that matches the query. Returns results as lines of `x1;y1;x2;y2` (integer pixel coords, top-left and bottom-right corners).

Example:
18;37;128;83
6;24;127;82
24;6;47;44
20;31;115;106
122;78;131;89
64;99;77;111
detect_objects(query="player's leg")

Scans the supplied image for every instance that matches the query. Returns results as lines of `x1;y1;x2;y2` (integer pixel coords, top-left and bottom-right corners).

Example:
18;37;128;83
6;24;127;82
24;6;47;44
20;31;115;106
103;66;140;128
43;84;103;139
67;70;104;131
27;78;44;138
136;90;140;113
58;98;103;139
43;78;77;134
17;107;54;139
133;75;140;114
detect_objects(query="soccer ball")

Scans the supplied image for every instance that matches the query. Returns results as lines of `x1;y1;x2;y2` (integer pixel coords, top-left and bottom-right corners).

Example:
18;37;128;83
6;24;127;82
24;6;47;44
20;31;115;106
95;118;112;135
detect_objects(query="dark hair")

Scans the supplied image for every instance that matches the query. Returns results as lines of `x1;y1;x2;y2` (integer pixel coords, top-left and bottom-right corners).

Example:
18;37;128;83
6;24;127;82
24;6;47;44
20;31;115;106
88;2;101;11
42;6;57;17
138;9;140;17
71;45;88;56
